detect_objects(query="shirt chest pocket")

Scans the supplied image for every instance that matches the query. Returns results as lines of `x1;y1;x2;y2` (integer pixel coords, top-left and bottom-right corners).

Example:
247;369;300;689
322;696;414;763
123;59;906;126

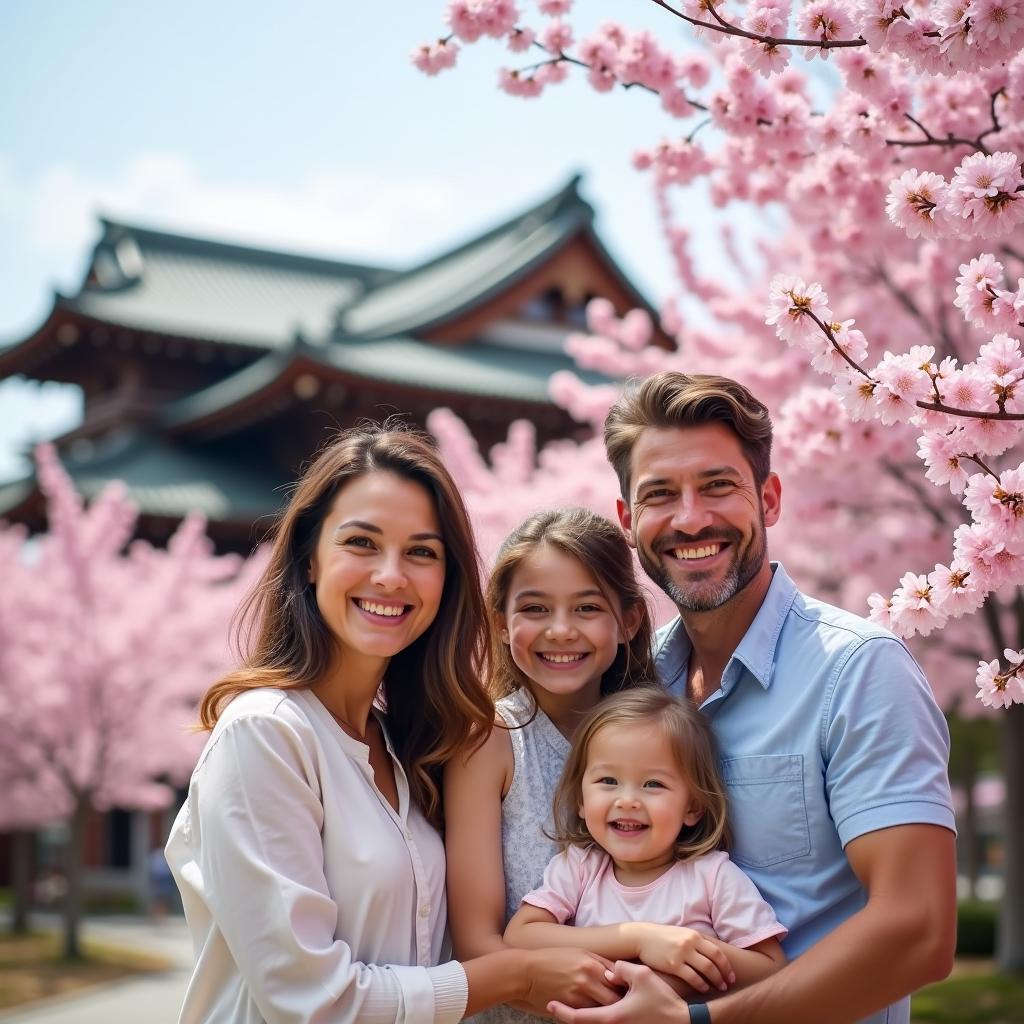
720;754;811;869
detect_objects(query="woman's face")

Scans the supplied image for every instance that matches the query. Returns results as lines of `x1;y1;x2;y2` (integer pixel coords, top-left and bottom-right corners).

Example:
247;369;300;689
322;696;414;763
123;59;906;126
309;470;446;678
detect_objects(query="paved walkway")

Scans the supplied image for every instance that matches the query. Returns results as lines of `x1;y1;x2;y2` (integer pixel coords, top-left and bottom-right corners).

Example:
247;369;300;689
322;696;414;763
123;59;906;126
1;915;192;1024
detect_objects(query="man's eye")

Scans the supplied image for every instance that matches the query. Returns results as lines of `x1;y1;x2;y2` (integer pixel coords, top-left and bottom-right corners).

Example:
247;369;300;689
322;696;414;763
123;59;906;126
707;480;734;491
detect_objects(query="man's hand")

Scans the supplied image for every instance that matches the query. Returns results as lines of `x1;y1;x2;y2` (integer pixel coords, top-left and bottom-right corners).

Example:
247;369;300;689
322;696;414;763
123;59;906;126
548;960;690;1024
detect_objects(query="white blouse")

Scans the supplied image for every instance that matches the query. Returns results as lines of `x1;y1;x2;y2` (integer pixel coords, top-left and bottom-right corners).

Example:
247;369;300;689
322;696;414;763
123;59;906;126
166;687;467;1024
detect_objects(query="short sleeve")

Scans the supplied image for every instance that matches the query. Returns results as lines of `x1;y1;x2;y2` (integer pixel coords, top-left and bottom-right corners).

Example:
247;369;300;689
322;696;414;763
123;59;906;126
521;847;588;923
706;854;788;948
824;637;956;848
188;712;467;1024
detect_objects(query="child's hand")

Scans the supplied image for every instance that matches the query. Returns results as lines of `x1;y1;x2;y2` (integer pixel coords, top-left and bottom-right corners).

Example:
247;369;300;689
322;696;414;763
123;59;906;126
632;924;736;993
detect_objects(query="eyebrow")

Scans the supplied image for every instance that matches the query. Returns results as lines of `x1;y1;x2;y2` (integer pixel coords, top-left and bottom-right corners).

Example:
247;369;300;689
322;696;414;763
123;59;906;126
335;520;444;543
513;588;605;601
587;763;675;776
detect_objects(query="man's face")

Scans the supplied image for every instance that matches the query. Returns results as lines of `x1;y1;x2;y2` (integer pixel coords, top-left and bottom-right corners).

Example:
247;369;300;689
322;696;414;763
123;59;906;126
616;424;781;614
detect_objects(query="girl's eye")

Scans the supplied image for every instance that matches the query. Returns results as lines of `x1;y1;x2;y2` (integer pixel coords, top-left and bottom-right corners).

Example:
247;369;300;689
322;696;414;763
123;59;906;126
595;776;617;786
577;604;605;614
643;780;666;789
520;604;547;614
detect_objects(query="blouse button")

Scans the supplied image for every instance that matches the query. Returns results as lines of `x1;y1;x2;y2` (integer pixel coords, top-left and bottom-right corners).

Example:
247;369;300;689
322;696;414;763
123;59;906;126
419;903;431;918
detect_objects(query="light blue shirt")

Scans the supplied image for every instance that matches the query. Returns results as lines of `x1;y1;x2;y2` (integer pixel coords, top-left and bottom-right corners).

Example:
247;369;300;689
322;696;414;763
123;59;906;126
655;563;955;1024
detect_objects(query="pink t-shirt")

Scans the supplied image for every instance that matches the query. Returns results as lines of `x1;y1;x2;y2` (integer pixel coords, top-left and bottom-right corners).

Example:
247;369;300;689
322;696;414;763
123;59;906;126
523;846;787;950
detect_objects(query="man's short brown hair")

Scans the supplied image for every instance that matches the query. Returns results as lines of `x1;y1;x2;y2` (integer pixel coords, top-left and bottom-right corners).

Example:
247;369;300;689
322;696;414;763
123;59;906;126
604;371;773;502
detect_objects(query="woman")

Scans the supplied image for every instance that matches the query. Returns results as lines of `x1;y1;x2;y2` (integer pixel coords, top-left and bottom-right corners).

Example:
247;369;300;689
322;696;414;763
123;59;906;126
166;422;617;1023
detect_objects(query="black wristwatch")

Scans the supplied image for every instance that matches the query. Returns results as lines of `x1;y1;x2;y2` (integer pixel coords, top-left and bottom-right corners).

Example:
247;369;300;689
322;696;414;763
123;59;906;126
687;1003;712;1024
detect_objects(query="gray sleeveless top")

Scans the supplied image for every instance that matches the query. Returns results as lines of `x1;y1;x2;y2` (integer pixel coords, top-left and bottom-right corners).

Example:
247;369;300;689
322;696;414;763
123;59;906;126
468;687;570;1024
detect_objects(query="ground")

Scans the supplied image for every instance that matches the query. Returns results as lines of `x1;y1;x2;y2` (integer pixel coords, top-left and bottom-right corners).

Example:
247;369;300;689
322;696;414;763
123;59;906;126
0;931;169;1011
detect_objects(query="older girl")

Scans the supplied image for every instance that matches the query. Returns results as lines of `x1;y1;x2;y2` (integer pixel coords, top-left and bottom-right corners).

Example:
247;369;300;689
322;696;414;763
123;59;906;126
166;425;617;1023
445;508;654;1022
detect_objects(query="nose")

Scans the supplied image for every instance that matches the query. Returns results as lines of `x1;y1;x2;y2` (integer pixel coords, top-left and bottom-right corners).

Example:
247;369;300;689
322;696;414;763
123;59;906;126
615;787;642;808
371;553;408;592
545;612;578;642
669;489;713;535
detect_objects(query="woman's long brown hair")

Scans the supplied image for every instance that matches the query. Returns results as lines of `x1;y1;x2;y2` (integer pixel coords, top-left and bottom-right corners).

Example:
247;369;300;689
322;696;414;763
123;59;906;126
199;420;493;826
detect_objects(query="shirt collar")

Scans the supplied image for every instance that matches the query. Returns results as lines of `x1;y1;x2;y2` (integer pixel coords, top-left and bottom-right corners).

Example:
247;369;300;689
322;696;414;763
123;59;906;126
655;562;798;693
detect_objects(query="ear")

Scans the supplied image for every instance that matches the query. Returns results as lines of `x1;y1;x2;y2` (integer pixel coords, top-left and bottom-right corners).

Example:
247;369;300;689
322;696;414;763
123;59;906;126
682;803;705;828
621;601;644;643
495;612;510;645
761;472;782;528
615;497;636;550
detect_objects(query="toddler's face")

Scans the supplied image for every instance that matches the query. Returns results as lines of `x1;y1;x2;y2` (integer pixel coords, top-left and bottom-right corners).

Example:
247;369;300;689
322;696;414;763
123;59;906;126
579;721;703;875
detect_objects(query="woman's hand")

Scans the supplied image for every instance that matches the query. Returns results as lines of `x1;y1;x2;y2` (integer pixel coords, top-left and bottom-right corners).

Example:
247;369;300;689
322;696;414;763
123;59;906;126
521;948;622;1015
632;924;735;993
548;961;690;1024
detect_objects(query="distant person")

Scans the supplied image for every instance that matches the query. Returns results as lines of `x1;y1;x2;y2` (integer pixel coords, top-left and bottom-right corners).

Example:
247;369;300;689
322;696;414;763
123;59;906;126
147;846;174;920
549;373;957;1024
166;423;620;1023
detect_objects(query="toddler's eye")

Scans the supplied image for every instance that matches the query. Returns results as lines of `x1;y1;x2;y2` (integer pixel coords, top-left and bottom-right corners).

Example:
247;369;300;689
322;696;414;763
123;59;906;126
643;780;666;789
595;776;617;786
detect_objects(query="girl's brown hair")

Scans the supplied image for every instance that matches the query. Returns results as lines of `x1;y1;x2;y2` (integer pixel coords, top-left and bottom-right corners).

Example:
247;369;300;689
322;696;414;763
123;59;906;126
485;507;654;703
199;420;493;826
550;687;730;862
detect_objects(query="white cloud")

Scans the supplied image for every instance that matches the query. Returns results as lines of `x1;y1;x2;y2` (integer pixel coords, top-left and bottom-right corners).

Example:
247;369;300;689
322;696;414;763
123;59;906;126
1;152;467;269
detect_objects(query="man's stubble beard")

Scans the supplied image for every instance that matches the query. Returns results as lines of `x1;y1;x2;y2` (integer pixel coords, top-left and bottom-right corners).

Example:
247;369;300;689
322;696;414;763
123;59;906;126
638;514;768;614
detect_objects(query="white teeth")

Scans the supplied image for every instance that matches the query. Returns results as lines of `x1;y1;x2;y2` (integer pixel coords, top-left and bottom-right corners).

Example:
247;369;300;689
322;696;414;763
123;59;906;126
541;653;586;664
356;600;406;617
612;821;646;832
674;544;721;561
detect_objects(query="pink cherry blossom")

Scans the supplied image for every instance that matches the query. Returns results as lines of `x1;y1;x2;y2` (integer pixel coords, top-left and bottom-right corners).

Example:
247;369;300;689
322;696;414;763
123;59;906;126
538;0;572;14
975;653;1024;708
541;18;573;51
411;38;461;75
885;169;949;240
507;26;536;52
947;151;1024;238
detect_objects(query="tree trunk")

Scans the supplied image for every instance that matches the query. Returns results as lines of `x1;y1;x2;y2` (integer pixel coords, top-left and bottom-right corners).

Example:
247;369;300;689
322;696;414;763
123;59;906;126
998;703;1024;974
62;798;90;960
960;741;980;902
10;831;32;935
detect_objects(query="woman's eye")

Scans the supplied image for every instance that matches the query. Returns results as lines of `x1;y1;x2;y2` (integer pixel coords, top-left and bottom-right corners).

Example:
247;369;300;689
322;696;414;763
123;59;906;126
520;604;547;614
409;546;439;559
344;536;374;549
577;604;605;614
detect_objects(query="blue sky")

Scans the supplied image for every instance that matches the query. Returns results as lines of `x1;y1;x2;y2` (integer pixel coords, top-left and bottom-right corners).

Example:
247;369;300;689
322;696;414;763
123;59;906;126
0;0;750;479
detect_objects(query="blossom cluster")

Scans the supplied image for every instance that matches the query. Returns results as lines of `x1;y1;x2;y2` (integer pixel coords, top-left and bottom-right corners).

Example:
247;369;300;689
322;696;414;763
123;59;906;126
415;0;1024;711
0;446;262;830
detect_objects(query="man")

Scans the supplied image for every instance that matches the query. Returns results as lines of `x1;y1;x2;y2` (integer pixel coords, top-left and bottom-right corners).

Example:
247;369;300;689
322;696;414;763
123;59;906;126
550;372;956;1024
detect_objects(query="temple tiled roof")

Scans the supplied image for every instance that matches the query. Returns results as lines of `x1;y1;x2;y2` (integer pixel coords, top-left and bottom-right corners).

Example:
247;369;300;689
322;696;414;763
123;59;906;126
56;220;396;349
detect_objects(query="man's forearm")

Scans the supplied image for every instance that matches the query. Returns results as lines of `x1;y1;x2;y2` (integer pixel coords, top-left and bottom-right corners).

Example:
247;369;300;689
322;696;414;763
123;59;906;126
702;895;953;1023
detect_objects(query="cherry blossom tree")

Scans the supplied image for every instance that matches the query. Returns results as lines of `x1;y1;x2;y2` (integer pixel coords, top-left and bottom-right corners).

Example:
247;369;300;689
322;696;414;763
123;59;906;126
415;0;1024;970
0;445;261;957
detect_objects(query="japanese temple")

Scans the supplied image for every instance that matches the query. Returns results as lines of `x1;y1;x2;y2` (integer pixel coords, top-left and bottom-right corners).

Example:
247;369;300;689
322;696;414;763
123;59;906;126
0;175;667;553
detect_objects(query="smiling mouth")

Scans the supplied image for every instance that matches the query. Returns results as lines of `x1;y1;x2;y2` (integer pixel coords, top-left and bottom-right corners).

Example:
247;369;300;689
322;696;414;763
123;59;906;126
353;598;411;620
666;542;727;562
610;820;648;833
538;652;588;665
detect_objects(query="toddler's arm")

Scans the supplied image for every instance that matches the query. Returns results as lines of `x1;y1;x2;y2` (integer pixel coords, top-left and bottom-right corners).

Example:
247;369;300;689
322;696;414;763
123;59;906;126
505;904;735;996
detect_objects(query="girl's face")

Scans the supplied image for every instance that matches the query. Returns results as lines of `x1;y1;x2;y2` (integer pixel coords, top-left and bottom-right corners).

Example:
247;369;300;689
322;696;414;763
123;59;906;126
499;543;637;705
580;721;703;877
309;470;446;681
